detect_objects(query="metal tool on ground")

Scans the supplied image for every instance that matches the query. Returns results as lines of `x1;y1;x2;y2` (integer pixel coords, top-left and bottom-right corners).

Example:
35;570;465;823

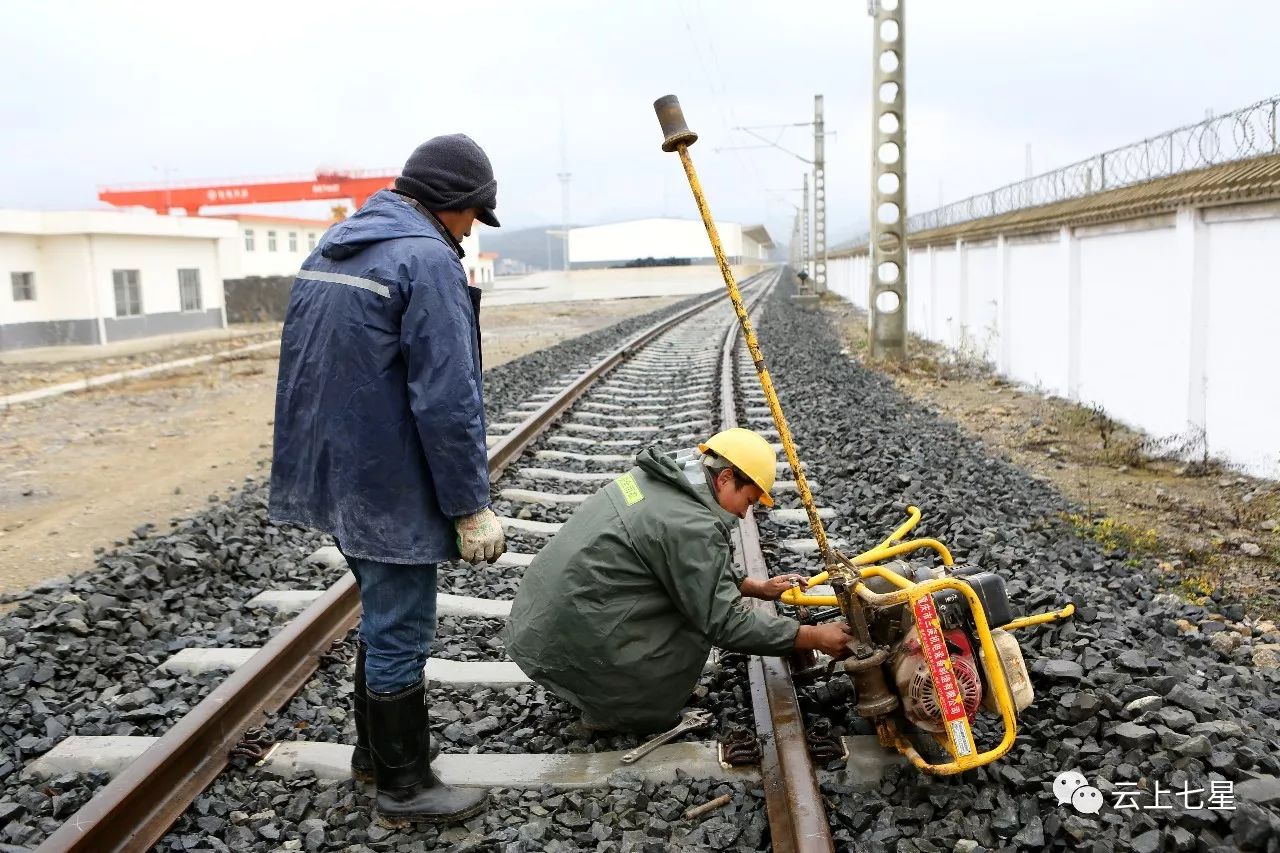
654;94;1076;776
683;793;733;821
618;709;713;765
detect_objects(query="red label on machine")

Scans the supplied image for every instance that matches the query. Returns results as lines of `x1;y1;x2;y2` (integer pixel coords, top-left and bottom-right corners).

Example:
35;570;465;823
912;594;976;758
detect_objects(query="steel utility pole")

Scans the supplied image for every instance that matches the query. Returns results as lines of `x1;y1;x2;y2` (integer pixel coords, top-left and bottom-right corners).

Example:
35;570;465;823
868;0;907;359
812;94;827;293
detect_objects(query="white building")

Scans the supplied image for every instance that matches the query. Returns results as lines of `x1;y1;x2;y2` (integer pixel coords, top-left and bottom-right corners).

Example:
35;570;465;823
214;213;495;287
567;218;774;269
212;214;334;279
0;210;234;351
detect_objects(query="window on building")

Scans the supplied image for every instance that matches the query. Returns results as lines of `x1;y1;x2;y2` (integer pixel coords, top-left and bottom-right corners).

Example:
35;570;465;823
288;232;298;252
244;229;255;252
178;268;202;312
308;232;317;251
268;230;278;252
112;269;142;317
10;271;35;301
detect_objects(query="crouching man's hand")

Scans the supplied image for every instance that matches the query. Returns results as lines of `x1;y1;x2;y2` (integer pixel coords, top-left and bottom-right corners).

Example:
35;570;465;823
455;507;506;564
740;574;807;601
795;621;854;659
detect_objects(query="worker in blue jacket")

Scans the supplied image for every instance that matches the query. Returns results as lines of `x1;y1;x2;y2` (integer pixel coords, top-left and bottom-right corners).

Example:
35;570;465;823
270;134;505;827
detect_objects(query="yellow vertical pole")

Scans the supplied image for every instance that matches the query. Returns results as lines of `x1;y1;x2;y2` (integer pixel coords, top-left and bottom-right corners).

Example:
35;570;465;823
672;143;834;566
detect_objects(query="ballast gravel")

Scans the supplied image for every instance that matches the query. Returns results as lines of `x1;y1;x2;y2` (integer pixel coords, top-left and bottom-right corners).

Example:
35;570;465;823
8;276;1279;851
751;280;1280;853
0;296;715;850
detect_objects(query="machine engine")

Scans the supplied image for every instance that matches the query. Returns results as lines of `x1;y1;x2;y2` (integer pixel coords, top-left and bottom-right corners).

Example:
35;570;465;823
884;569;1034;732
890;626;983;732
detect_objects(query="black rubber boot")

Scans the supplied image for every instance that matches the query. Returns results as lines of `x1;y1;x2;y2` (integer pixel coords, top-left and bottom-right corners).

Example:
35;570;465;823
351;643;373;782
368;680;488;827
352;644;437;782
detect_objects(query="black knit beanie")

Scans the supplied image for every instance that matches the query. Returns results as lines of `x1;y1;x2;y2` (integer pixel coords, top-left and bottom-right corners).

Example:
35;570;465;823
394;134;500;228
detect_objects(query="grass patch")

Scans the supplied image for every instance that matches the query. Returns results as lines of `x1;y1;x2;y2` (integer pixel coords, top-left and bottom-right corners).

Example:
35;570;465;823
1175;572;1217;604
1064;513;1160;556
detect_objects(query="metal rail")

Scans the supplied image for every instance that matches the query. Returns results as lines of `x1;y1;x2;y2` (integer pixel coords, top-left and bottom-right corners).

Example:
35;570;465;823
717;283;834;853
36;270;773;853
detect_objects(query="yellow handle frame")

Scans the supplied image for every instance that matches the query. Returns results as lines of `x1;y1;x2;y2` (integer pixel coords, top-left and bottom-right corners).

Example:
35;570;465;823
781;507;1074;774
662;119;1072;775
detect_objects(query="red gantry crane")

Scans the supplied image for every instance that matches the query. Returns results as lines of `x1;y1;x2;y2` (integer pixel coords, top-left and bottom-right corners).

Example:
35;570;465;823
97;169;397;216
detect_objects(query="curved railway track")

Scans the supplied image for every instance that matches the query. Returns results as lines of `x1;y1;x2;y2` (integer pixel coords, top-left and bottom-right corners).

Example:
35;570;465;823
32;266;850;852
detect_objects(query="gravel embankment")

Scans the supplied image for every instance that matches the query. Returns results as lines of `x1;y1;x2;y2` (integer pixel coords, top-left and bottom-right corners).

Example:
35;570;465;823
753;281;1280;853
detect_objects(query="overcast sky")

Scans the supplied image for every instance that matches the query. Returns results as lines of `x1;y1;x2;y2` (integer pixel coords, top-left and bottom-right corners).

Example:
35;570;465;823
2;1;1277;246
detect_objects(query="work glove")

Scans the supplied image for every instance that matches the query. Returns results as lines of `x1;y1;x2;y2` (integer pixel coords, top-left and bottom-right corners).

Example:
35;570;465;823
454;507;506;564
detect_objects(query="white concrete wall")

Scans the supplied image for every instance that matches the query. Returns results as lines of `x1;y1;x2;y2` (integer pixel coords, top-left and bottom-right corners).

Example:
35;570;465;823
1075;219;1185;439
1202;205;1280;476
2;231;225;322
742;234;771;260
219;218;330;279
1;211;234;347
90;234;224;317
828;199;1280;478
462;254;495;287
0;234;66;324
569;219;744;266
35;236;99;322
219;218;492;286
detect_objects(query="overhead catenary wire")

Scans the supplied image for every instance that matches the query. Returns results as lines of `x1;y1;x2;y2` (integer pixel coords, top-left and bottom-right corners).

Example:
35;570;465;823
672;0;758;219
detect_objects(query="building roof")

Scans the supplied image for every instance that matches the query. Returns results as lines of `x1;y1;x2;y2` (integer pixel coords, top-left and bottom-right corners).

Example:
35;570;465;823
569;216;727;233
740;224;774;248
205;213;336;228
0;209;237;239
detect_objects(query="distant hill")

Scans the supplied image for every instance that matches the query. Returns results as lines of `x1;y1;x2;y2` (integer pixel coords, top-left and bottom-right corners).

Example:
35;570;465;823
477;225;576;272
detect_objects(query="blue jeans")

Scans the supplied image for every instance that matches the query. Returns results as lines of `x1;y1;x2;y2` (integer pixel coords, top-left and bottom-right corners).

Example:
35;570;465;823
342;550;439;694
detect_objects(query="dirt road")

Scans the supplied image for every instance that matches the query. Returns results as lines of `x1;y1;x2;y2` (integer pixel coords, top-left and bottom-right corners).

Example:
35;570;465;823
0;296;678;597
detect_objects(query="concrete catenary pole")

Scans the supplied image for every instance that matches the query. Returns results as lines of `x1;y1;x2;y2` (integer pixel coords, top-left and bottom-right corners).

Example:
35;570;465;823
558;104;572;272
869;0;907;358
801;172;811;277
813;94;828;293
790;209;803;269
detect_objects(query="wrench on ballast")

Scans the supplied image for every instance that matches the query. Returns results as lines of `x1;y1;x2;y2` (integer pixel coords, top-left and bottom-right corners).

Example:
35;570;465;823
619;709;713;765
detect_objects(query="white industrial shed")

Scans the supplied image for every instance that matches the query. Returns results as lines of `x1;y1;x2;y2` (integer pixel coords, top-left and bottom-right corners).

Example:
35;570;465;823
0;210;234;351
568;218;773;269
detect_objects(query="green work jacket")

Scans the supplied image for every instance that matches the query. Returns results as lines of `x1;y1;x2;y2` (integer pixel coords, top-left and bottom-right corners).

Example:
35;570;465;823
506;446;800;730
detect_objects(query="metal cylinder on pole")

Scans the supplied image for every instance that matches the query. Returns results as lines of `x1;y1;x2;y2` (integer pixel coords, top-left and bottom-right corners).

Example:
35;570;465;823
869;0;908;359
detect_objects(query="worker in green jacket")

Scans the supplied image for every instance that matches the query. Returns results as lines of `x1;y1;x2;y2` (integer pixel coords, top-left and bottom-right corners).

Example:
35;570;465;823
506;427;851;733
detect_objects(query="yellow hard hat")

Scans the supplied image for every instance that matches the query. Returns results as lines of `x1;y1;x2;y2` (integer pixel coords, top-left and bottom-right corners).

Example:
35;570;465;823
698;427;777;507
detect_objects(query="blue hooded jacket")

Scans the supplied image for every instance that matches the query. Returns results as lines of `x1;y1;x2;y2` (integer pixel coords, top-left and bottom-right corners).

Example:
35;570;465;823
269;190;489;564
